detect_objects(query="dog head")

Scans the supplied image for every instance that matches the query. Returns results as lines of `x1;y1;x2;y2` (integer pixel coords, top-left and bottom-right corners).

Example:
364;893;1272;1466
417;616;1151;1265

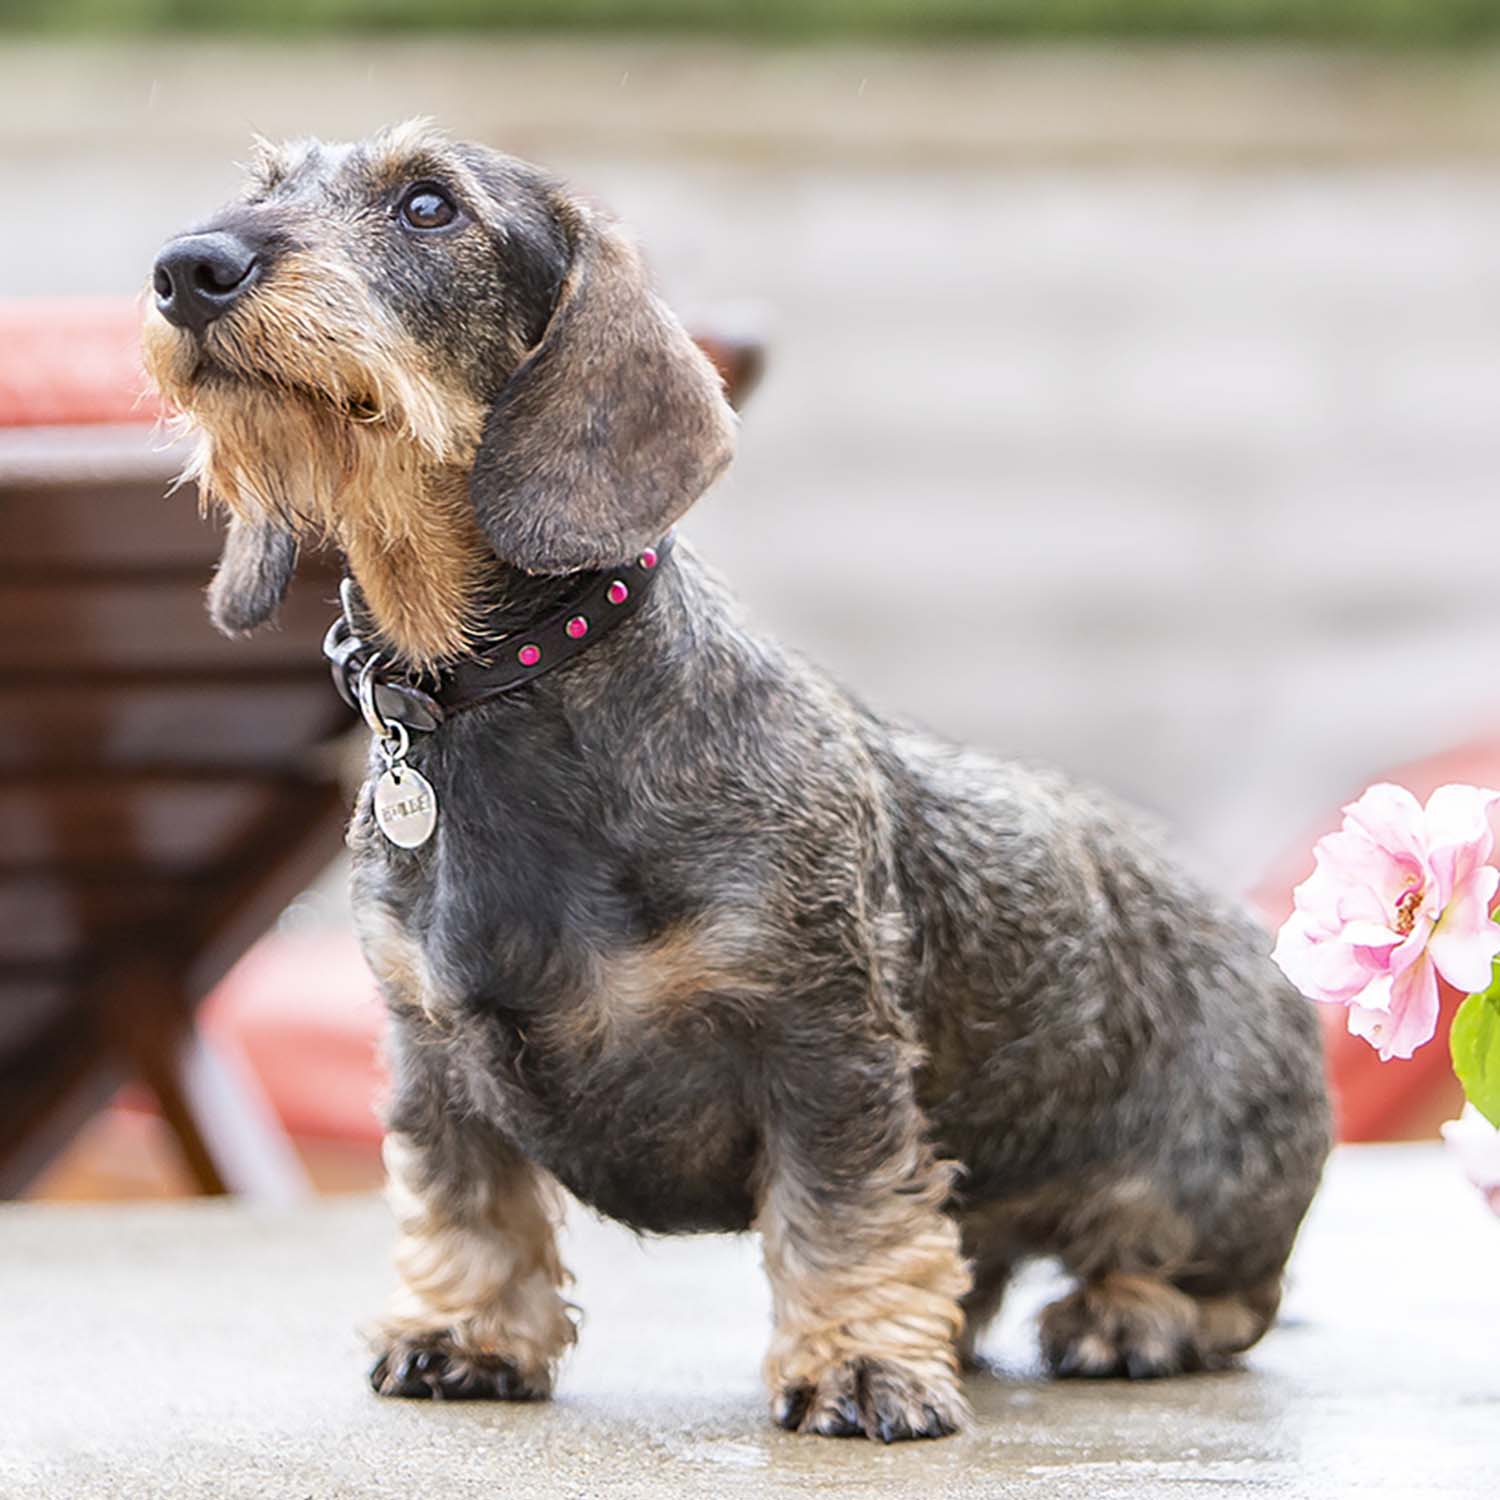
142;120;736;668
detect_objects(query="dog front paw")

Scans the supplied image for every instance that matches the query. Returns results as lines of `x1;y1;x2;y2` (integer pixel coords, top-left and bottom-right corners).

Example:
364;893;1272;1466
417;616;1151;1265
369;1331;551;1402
773;1357;966;1443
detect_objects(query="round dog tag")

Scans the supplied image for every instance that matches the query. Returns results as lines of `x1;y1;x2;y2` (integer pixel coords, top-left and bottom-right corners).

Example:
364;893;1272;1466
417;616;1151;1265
374;764;438;849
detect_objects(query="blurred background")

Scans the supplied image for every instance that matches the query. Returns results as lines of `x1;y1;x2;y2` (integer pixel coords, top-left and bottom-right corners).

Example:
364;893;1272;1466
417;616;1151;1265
5;1;1500;1200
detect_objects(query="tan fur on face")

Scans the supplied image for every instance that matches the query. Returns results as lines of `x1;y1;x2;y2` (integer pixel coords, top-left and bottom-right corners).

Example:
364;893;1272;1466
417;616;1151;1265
756;1150;971;1433
363;118;493;210
142;247;490;668
146;119;737;663
376;1132;576;1391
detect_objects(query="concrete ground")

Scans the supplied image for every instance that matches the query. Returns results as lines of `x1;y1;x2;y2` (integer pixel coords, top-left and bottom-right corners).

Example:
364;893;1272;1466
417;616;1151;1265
2;1146;1497;1498
6;41;1500;883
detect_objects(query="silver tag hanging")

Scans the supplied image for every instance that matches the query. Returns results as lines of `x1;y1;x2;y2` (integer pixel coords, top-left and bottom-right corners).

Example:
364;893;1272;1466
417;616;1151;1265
372;720;438;850
358;658;438;850
375;762;438;849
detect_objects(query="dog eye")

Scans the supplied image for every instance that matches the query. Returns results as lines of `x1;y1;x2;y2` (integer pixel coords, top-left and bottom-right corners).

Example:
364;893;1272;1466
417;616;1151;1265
399;186;458;231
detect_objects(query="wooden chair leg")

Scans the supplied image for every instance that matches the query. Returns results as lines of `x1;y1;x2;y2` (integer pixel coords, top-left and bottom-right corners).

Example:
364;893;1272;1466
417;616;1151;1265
110;958;312;1202
131;1023;231;1195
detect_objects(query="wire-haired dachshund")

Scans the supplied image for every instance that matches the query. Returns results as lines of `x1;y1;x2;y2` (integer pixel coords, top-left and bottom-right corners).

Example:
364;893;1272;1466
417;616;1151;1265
142;121;1330;1443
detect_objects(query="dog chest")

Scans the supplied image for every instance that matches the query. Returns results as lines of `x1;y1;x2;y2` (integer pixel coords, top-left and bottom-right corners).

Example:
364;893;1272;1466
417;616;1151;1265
455;1004;763;1236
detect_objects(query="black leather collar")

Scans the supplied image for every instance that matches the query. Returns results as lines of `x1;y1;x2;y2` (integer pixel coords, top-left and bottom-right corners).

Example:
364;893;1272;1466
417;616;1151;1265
323;533;674;735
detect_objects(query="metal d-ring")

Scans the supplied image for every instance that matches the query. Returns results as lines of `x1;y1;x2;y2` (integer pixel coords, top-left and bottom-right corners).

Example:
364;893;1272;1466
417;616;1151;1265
357;655;415;776
377;718;410;772
356;653;393;740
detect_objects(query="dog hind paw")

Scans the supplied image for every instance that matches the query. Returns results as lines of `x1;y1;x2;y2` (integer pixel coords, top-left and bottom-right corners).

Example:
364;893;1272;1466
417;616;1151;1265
773;1357;967;1442
1040;1274;1201;1380
369;1332;550;1402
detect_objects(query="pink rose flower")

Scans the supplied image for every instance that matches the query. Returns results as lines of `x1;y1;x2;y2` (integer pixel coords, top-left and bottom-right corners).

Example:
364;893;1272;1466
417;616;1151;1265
1272;783;1500;1060
1441;1104;1500;1217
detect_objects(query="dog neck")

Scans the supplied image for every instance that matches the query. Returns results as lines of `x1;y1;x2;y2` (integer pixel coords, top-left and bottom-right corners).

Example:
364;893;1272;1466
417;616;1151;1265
326;535;674;735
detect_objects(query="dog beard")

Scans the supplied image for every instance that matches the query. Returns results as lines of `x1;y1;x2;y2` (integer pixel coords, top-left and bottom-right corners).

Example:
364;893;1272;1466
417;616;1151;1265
141;262;492;667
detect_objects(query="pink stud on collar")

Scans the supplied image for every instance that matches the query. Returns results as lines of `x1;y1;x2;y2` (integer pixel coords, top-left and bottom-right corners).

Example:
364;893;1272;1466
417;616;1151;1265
565;616;589;640
607;580;629;605
517;643;541;667
638;547;658;570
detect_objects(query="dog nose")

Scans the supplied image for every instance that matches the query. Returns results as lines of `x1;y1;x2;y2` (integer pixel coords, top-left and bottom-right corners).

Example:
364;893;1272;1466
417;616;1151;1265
152;232;260;334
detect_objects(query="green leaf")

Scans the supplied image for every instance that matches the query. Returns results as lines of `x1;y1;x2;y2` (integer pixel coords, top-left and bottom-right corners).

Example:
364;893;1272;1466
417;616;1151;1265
1452;985;1500;1128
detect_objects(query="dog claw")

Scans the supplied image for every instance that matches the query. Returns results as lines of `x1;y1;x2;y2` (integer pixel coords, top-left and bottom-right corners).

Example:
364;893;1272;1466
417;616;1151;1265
775;1359;965;1442
875;1402;957;1444
810;1394;863;1438
773;1384;813;1431
923;1403;957;1437
370;1337;544;1402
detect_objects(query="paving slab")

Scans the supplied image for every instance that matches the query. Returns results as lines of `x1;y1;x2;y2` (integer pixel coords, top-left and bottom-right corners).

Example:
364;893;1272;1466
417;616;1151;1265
1;1145;1496;1498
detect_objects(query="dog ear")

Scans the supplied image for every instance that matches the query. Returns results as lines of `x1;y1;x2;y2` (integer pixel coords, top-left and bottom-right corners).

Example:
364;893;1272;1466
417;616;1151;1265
468;205;736;573
207;515;298;635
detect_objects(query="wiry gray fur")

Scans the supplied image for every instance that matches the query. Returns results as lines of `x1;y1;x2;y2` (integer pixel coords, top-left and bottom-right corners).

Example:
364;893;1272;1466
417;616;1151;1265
149;125;1331;1444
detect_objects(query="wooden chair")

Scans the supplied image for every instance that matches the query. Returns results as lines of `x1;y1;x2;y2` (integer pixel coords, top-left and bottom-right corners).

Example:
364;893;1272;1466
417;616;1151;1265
0;299;763;1197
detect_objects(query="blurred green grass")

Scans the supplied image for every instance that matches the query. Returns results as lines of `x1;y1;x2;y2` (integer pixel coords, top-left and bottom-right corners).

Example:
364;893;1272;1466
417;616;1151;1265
5;1;1500;44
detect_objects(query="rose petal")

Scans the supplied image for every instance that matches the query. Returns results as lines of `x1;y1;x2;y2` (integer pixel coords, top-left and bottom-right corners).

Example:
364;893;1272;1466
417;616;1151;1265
1347;979;1393;1051
1347;960;1440;1060
1384;956;1442;1059
1272;913;1377;1003
1341;783;1429;868
1315;829;1423;915
1288;861;1350;938
1441;1104;1500;1197
1425;785;1500;909
1337;920;1402;950
1386;915;1436;978
1429;865;1500;994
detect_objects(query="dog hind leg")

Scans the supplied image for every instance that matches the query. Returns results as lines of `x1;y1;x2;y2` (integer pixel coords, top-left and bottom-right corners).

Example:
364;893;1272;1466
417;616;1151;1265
1039;1271;1281;1379
756;1030;973;1442
954;1226;1017;1371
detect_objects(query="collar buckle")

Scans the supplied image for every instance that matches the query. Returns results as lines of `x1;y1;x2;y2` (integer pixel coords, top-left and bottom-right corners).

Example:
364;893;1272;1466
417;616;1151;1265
322;580;444;734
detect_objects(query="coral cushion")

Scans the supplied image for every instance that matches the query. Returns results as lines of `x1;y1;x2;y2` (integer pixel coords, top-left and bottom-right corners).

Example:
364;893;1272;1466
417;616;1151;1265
0;299;163;427
202;930;387;1144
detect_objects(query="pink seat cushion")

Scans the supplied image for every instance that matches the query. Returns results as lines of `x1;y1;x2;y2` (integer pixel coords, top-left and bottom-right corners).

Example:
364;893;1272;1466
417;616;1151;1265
202;930;387;1143
0;299;163;427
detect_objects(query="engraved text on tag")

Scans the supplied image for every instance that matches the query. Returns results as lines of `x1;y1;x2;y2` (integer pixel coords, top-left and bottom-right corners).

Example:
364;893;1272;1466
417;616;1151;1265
374;765;438;849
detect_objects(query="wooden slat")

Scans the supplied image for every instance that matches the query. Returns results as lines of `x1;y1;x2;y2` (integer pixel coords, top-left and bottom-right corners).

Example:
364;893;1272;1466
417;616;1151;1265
0;979;66;1054
0;577;340;672
0;781;280;871
0;681;347;772
0;874;185;964
0;480;220;569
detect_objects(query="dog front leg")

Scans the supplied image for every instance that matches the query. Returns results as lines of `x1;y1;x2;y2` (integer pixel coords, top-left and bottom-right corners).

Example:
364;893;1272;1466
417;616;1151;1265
367;1034;575;1401
755;1044;971;1441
